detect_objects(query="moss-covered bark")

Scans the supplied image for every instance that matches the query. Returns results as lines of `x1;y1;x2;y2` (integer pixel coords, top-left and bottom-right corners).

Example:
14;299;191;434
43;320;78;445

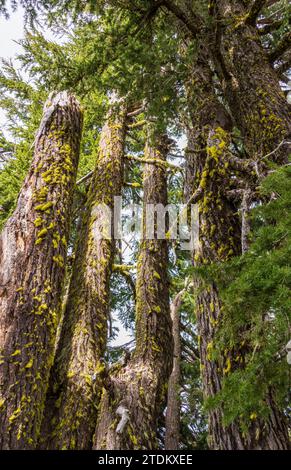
93;133;173;450
0;92;83;449
186;58;289;449
185;82;243;448
213;0;291;161
40;96;127;450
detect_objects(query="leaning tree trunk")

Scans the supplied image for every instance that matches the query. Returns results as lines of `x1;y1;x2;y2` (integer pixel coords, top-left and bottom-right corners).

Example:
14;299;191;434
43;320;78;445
93;133;173;450
0;92;83;449
40;96;127;450
165;289;185;450
185;56;290;449
213;0;291;162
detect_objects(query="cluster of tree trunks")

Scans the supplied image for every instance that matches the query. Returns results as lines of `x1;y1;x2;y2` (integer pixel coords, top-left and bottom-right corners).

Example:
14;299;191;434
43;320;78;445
39;94;127;450
182;1;291;449
0;95;174;450
0;0;290;451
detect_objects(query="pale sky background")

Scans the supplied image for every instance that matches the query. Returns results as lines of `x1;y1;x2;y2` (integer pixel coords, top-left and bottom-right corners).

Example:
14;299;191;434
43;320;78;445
0;7;133;348
0;6;25;131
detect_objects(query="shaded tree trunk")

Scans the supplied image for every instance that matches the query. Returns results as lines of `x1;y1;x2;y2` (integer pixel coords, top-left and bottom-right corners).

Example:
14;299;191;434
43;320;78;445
186;56;290;449
207;2;291;448
40;95;127;450
213;0;291;161
185;110;243;449
93;133;173;450
185;57;243;449
165;289;185;450
0;92;83;449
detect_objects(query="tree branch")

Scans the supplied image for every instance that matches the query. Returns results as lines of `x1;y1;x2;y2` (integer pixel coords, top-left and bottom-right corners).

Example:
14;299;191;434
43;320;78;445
76;170;94;186
258;18;283;35
246;0;267;25
112;264;136;301
261;140;291;160
127;119;147;129
125;154;183;172
125;181;142;188
134;0;165;36
268;31;291;62
162;0;204;37
127;107;145;117
276;55;291;77
186;185;204;205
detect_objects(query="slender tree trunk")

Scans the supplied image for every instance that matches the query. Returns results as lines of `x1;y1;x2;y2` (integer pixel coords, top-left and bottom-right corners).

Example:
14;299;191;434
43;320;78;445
40;95;127;450
214;0;291;161
93;133;173;450
165;289;185;450
0;92;83;449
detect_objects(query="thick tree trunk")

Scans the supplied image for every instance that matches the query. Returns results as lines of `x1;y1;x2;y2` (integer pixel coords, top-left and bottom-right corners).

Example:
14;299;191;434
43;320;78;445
93;133;173;450
186;57;290;449
40;96;126;450
185;58;246;449
186;120;244;450
209;2;291;448
0;92;83;449
214;0;291;161
165;289;184;450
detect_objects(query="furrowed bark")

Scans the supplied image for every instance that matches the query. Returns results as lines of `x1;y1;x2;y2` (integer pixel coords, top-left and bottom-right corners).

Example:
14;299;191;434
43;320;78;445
186;58;289;449
93;133;173;450
214;0;291;162
189;150;245;450
185;64;243;448
210;1;290;448
40;95;127;450
0;92;83;449
165;289;185;450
